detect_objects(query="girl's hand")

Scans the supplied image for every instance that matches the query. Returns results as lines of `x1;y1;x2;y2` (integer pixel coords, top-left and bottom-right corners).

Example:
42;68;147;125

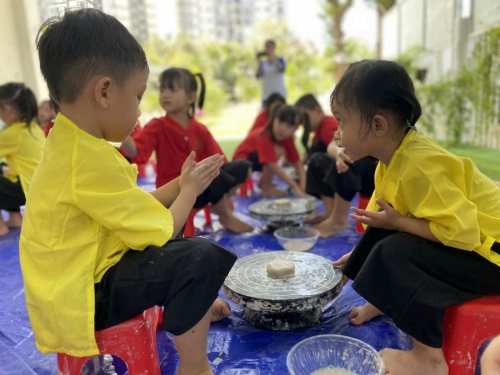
332;250;352;268
332;250;352;286
180;153;224;196
292;185;307;198
1;165;10;175
335;148;353;174
350;198;403;230
299;177;306;192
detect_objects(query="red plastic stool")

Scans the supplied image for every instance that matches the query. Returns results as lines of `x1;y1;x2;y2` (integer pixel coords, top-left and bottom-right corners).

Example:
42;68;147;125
239;178;254;197
184;206;212;237
356;193;371;233
57;307;160;375
443;295;500;375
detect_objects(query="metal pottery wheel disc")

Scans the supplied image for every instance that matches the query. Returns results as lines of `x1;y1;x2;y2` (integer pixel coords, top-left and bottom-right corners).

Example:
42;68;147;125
223;251;342;314
248;198;318;222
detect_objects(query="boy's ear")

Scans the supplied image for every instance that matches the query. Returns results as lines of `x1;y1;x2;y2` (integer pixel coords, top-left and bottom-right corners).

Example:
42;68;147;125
94;77;113;109
371;114;390;138
314;105;323;115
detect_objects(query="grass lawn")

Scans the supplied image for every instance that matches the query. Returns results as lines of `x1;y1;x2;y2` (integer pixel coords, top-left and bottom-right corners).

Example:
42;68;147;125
217;138;500;181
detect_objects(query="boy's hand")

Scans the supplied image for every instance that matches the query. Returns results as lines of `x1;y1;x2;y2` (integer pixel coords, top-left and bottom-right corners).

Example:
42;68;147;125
180;153;224;196
350;198;403;230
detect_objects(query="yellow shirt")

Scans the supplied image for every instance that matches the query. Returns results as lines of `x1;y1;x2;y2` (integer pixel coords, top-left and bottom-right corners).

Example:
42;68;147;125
0;122;45;193
19;114;174;356
366;130;500;266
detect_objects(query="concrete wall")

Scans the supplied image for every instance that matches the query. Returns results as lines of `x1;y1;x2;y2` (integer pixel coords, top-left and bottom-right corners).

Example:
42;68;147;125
0;0;48;101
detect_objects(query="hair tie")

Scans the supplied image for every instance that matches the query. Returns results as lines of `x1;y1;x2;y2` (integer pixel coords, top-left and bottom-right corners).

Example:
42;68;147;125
407;119;415;129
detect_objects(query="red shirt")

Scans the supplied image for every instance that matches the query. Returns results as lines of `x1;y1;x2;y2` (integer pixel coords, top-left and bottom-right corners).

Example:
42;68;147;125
249;111;269;133
132;116;225;188
119;122;143;158
312;116;338;146
233;129;300;165
41;122;54;137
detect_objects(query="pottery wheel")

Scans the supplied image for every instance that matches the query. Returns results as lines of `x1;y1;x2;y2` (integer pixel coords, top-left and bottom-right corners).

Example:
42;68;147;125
248;198;318;234
223;251;342;331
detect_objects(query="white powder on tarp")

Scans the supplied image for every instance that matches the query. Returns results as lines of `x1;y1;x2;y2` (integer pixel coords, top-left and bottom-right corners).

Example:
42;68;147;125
310;367;357;375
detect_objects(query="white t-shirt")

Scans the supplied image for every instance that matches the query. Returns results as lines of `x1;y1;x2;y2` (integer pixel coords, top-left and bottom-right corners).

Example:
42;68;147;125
258;57;286;102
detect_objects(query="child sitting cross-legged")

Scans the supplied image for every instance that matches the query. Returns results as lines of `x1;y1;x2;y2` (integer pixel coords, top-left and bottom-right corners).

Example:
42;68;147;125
20;9;237;375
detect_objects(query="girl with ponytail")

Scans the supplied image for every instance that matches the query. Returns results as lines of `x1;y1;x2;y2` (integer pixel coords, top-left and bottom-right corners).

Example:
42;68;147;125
122;68;253;233
0;82;45;236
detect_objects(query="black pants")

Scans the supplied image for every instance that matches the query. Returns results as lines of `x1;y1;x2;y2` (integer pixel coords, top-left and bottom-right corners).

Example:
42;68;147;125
0;175;25;212
95;237;237;335
306;153;376;201
343;226;500;348
194;160;251;209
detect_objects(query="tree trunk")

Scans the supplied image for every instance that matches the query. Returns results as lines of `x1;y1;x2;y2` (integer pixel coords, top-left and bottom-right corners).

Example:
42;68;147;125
329;0;353;81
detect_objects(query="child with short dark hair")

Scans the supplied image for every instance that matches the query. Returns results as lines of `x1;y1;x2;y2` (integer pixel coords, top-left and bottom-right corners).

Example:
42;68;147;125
20;9;236;375
234;104;307;197
331;60;500;375
0;83;45;236
122;67;253;233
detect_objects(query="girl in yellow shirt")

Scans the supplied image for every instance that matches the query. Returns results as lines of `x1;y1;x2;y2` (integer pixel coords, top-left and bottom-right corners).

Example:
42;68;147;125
0;83;45;236
330;60;500;375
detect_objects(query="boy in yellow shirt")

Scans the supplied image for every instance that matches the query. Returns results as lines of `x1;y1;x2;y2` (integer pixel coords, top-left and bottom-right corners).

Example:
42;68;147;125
20;9;236;375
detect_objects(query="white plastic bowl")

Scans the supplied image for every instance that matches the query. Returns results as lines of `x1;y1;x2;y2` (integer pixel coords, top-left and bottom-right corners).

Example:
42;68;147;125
274;226;320;252
287;334;384;375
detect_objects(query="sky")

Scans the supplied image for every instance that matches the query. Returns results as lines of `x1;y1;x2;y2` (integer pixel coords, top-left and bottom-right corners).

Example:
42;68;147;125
156;0;377;52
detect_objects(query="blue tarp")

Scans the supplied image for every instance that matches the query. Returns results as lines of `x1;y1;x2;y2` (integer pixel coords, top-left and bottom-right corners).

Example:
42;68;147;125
0;175;415;374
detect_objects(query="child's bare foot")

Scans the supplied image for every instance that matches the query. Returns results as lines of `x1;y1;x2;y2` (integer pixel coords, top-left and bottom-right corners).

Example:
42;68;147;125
0;223;9;237
177;359;214;375
210;299;232;322
219;214;253;233
261;187;287;197
304;211;331;224
381;344;448;375
315;217;349;238
349;303;382;325
5;212;23;228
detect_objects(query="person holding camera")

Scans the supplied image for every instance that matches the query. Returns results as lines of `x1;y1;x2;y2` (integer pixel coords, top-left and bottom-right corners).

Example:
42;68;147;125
256;39;286;107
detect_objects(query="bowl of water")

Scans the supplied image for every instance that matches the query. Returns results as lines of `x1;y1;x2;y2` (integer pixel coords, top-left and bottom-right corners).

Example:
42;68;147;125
287;334;384;375
274;226;319;252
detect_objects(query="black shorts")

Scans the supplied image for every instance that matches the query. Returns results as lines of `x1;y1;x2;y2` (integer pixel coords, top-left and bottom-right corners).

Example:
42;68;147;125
306;153;376;201
194;160;251;208
343;226;500;348
0;175;25;212
94;237;237;335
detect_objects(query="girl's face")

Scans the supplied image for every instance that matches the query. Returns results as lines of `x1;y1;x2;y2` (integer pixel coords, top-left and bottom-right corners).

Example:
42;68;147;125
38;102;55;124
159;82;196;115
0;104;18;126
331;101;369;161
272;118;297;142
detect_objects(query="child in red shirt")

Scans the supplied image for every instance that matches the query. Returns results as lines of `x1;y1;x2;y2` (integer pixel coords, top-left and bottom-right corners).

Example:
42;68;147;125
296;93;375;227
37;100;56;137
122;68;253;233
295;93;338;156
248;92;285;134
234;104;307;197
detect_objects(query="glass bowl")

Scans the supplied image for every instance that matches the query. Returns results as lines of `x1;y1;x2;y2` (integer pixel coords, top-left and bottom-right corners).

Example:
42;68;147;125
274;226;320;252
287;334;384;375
